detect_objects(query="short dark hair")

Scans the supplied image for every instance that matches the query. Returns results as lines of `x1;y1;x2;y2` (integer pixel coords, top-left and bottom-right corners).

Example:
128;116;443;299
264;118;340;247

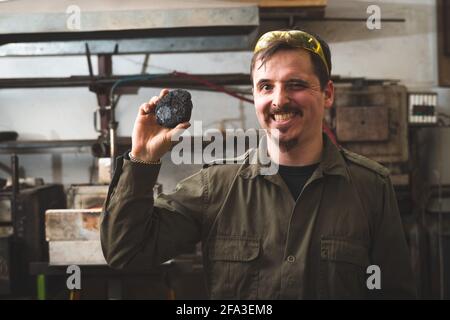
250;31;332;90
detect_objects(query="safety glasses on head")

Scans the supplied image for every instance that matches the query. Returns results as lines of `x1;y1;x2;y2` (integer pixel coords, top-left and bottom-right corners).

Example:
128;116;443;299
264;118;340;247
254;30;330;76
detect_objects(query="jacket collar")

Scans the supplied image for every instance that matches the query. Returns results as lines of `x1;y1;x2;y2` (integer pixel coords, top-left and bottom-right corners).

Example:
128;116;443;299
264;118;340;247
238;134;350;182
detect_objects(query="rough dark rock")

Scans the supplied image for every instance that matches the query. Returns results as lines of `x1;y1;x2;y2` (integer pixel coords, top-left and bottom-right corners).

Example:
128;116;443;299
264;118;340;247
155;89;193;128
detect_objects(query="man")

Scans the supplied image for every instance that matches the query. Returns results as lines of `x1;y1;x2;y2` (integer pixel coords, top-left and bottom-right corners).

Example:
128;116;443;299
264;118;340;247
101;30;416;299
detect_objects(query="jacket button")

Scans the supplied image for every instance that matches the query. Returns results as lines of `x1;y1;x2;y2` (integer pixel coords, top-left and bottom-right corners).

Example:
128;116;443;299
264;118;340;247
287;255;296;263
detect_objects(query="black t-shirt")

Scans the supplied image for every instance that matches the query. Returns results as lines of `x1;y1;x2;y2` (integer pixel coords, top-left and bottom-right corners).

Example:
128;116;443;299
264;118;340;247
278;163;319;201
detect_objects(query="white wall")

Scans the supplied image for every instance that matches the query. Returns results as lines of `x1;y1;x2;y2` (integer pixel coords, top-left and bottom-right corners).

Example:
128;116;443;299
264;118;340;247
0;0;449;191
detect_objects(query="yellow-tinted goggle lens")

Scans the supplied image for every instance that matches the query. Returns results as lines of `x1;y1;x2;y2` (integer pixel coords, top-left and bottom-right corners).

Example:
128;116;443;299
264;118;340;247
254;30;330;75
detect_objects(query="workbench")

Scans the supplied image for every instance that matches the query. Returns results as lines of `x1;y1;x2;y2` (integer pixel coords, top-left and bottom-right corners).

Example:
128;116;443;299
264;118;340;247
29;257;205;300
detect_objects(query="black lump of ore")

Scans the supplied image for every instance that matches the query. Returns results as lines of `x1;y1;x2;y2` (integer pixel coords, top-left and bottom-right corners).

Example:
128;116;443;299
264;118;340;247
155;89;193;128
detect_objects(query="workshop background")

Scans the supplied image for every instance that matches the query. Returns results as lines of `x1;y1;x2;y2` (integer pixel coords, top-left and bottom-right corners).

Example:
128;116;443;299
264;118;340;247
0;0;449;299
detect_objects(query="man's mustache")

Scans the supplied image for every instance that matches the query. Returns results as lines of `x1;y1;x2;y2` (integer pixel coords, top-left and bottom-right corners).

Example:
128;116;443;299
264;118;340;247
269;106;303;116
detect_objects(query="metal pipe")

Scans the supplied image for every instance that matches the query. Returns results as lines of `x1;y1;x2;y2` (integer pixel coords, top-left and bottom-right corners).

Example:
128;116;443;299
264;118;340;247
85;43;94;78
109;120;118;179
10;154;19;226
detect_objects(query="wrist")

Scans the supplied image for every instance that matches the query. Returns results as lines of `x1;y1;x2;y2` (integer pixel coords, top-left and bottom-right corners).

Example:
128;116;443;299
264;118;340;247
129;152;161;165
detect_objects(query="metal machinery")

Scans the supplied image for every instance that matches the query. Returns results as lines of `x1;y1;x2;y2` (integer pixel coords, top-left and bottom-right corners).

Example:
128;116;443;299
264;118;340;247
330;79;448;299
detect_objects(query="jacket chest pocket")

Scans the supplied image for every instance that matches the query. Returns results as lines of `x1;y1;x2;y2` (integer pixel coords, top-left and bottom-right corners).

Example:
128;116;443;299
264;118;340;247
207;236;260;299
319;237;370;299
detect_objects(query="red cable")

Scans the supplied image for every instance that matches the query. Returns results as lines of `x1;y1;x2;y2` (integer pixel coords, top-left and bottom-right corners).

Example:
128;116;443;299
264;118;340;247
172;71;254;103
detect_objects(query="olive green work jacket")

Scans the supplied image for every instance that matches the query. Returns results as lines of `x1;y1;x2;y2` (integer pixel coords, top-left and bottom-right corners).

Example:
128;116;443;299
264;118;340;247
101;135;416;299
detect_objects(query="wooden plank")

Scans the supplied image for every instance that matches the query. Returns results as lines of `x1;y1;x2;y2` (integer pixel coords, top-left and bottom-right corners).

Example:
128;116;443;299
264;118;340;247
228;0;326;8
45;209;101;241
49;240;106;265
336;106;389;142
438;0;450;87
336;84;409;163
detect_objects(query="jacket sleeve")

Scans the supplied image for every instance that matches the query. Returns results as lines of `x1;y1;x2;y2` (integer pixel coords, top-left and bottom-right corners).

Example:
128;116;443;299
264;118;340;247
369;175;417;299
100;155;207;269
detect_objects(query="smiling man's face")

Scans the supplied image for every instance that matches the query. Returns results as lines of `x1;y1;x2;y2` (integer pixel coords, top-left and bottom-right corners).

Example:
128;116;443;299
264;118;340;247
252;49;334;148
